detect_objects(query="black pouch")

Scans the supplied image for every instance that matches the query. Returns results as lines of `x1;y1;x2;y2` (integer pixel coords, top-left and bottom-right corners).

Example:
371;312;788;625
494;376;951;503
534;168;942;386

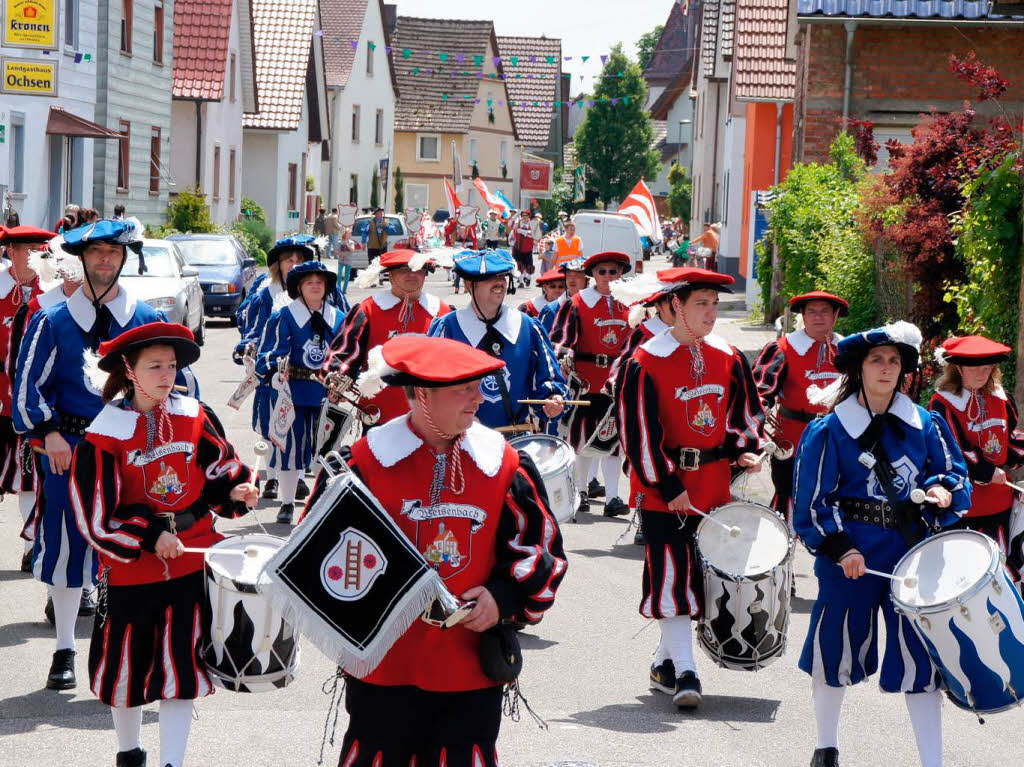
479;624;522;683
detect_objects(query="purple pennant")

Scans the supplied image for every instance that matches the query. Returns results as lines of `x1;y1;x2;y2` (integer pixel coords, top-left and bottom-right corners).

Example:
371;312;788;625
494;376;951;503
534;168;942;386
457;54;464;63
544;101;551;107
564;56;572;61
427;68;434;74
493;56;501;66
498;100;504;106
475;98;480;104
527;74;534;79
588;100;595;107
350;40;358;49
530;56;536;63
611;97;619;105
386;46;392;55
601;54;608;65
477;72;483;78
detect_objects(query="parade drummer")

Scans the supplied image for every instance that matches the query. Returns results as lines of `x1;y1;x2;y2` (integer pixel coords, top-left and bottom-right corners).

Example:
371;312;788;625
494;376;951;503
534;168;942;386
69;323;258;767
518;267;566;319
427;250;567;432
254;261;345;524
928;335;1024;577
13;219;199;692
0;226;51;570
550;251;632;516
234;271;269;335
792;322;970;767
324;249;451;426
617;266;765;709
234;235;315;502
329;335;567;767
538;256;587;335
753;291;847;522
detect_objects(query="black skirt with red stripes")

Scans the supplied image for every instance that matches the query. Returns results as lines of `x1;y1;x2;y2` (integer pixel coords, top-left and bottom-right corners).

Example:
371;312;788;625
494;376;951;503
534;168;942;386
639;511;705;620
0;415;36;495
564;392;620;455
89;571;215;707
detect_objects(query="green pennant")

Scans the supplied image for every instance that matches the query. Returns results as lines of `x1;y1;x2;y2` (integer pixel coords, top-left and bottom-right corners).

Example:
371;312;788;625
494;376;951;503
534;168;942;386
618;71;624;77
487;99;493;106
622;95;629;104
464;94;471;100
474;55;483;66
510;56;519;66
402;48;411;59
555;100;562;107
441;93;449;100
439;52;448;62
368;42;376;51
545;56;555;64
581;55;589;63
83;53;92;61
412;67;419;75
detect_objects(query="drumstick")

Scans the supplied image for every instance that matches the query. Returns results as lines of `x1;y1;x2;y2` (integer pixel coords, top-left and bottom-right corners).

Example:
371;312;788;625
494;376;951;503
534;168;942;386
910;488;939;505
689;507;741;537
858;566;918;589
248;441;270;535
181;546;261;558
1006;481;1024;495
518;398;591;406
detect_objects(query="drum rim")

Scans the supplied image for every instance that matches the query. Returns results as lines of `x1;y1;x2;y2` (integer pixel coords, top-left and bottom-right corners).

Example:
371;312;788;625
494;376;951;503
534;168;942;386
696;502;794;579
890;529;1002;614
205;533;288;592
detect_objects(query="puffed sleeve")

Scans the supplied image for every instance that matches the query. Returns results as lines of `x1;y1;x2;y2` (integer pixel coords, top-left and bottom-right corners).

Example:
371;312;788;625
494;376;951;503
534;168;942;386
724;350;766;459
792;418;851;560
919;409;971;528
603;325;647;398
196;404;256;517
13;310;58;435
69;440;164;560
253;309;289;379
929;396;991;482
526;317;568;412
752;340;787;410
325;303;370;377
1006;394;1024;469
485;453;568;624
548;299;578;358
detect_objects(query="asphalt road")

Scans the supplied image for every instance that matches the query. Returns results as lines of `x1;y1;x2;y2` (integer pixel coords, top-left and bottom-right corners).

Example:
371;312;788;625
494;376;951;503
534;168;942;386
2;267;1022;767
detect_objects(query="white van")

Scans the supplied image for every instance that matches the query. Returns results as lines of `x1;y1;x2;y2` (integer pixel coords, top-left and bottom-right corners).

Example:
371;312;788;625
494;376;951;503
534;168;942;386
571;211;645;273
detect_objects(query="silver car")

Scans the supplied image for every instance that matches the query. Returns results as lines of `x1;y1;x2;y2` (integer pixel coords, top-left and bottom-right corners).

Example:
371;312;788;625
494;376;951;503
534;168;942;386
120;239;206;344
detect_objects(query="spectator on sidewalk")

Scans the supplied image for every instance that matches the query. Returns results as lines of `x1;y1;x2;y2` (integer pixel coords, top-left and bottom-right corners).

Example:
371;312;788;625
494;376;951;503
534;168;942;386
691;222;721;271
361;207;389;262
113;204;126;220
324;207;341;258
313;207;327;236
483;210;504;249
552;221;582;269
337;226;355;294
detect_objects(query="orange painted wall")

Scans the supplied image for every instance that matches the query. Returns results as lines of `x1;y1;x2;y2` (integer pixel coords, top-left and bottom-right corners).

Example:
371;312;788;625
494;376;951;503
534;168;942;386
738;101;793;279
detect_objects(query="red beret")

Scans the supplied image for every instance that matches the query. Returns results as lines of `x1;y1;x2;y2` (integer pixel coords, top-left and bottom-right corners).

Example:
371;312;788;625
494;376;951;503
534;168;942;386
97;322;199;372
656;266;735;292
0;225;58;245
379;249;434;271
377;336;505;388
583;251;632;275
938;335;1011;367
535;268;566;285
789;290;849;316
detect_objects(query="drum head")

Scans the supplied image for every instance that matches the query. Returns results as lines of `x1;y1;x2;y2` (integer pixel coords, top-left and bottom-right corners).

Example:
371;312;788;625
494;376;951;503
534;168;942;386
892;530;998;609
508;434;574;475
697;502;790;577
207;534;285;593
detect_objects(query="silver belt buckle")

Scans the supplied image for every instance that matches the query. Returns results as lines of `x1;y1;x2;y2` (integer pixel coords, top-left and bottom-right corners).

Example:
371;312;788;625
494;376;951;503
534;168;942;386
680;447;701;471
595;354;610;367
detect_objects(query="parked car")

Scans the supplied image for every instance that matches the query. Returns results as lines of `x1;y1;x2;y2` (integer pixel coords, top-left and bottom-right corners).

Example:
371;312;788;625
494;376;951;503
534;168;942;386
121;239;206;344
571;211;645;273
349;215;411;272
167;233;256;325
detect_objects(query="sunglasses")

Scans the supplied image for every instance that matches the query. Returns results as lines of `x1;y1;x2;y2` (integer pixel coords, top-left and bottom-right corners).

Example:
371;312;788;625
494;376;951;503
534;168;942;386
596;268;622;276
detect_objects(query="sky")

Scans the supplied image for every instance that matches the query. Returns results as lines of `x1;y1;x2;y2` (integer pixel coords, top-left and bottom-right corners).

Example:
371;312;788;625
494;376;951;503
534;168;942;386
390;0;676;96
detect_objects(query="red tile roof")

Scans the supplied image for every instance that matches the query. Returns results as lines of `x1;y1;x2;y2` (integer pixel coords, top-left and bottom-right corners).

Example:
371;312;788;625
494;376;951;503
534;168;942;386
244;0;318;130
321;0;365;88
172;0;233;100
495;35;561;148
644;1;689;84
733;0;797;102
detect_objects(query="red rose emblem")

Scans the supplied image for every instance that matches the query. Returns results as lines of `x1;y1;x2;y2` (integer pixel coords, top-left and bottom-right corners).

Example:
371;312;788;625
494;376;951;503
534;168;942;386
363;554;377;569
327;565;343;581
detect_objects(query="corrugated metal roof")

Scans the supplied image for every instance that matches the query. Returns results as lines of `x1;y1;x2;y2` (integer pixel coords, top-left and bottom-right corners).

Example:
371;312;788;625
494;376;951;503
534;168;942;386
798;0;1024;20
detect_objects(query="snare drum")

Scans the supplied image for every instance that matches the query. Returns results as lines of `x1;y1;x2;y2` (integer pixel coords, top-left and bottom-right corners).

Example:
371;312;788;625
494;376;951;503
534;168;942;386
202;534;300;693
696;502;793;670
508;434;578;523
891;529;1024;714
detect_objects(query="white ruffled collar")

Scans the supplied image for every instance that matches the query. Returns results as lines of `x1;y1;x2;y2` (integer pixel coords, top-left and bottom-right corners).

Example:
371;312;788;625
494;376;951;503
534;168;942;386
87;393;200;440
66;285;137;333
641;328;732;358
643;316;669;335
372;289;442;317
454;305;522;347
787;328;844;356
0;265;15;299
365;413;505;476
579;286;604;309
287;297;337;329
934;386;1007;412
530;294;548;312
37;283;71;310
834;393;922;438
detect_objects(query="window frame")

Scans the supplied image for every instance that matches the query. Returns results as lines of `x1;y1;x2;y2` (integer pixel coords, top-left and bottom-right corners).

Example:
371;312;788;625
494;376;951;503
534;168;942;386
120;0;133;54
149;126;161;194
229;52;237;103
366;41;374;76
212;144;221;201
10;113;25;195
349;173;359;205
228;148;236;202
288;163;298;210
351;104;360;143
64;0;79;49
375;109;384;146
416;133;440;162
117;120;131;192
153;0;163;64
405;182;429;210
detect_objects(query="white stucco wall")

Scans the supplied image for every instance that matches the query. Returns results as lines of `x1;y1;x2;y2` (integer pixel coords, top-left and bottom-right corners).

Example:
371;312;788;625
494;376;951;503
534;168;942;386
0;0;99;228
326;0;395;211
717;113;746;284
649;94;694;199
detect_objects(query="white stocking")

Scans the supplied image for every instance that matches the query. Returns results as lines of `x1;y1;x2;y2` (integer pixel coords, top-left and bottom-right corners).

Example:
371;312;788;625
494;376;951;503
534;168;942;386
575;456;595;492
658;616;695;674
111;705;143;752
653;636;670;665
18;491;34;552
905;690;943;767
812;678;846;749
49;585;81;651
600;456;621;498
277;469;302;505
159;699;194;767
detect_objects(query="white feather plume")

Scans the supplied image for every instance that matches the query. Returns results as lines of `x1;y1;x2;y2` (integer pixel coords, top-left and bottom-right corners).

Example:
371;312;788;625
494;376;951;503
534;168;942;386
356;344;398;397
408;250;433;272
628;303;651;328
29;249;57;283
314;235;329;256
83;349;110;394
610;272;665;308
933;345;948;365
806;377;844;408
881;320;922;351
420;246;462;269
355;257;384;289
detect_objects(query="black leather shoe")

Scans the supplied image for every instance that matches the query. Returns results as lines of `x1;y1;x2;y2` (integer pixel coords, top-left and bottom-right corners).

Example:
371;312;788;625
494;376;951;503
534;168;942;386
811;747;839;767
46;649;76;690
44;596;55;626
672;670;702;709
276;503;294;524
604;497;629;517
79;588;97;616
20;550;33;573
578;496;591;514
296;478;310;500
116;747;147;767
587;478;605;498
262;478;279;500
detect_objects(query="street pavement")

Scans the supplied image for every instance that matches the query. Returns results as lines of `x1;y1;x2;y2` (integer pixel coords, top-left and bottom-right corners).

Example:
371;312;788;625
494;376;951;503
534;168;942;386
2;260;1022;767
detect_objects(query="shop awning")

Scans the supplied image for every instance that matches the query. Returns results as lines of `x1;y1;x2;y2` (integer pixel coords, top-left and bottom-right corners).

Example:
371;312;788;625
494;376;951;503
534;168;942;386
45;106;122;139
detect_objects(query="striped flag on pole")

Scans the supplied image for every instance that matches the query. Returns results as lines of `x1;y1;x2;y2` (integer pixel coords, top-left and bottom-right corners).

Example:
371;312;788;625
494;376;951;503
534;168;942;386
444;178;462;217
472;177;512;218
617;179;662;243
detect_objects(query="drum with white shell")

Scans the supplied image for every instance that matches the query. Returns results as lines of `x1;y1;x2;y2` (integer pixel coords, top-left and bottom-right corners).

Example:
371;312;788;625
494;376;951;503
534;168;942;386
891;529;1024;714
202;534;300;692
696;502;793;670
508;434;578;523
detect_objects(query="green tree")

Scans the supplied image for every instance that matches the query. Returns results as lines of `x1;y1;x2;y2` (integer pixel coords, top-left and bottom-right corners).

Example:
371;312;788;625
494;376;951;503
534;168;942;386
240;196;266;222
636;24;664;72
667;163;691;219
573;45;660;207
167;187;216;233
370;166;380;210
393;167;405;213
535;171;575;228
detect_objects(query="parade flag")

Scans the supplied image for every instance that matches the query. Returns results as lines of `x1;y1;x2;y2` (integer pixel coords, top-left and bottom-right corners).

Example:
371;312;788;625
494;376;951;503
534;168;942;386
473;178;512;217
452;140;463;193
617;179;662;243
444;178;462;217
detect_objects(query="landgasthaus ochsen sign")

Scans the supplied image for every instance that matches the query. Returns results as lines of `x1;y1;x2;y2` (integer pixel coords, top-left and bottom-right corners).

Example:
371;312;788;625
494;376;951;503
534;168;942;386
2;0;58;50
1;57;57;95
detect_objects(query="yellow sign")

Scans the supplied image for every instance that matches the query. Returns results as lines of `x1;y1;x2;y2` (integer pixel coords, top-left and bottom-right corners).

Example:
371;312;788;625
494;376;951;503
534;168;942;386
3;0;58;50
1;57;57;95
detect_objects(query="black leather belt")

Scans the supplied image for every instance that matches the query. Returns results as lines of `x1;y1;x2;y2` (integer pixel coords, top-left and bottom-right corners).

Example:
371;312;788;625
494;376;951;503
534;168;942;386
779;405;817;423
840;498;901;529
676;445;728;471
288;365;323;382
58;412;91;437
156;501;210;534
575;351;614;368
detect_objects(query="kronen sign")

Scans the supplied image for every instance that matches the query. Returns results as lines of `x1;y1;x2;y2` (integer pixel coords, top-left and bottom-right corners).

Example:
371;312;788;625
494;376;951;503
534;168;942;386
3;0;59;50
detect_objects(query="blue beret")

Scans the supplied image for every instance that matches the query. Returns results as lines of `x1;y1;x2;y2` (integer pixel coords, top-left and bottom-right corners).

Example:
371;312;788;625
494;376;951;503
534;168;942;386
286;260;337;299
62;219;143;255
268;235;316;265
835;321;923;374
452;248;516;280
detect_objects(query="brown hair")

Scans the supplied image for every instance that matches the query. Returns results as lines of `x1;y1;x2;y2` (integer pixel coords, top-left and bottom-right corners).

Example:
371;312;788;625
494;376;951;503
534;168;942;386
101;348;143;403
934;364;1002;396
269;260;284;286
